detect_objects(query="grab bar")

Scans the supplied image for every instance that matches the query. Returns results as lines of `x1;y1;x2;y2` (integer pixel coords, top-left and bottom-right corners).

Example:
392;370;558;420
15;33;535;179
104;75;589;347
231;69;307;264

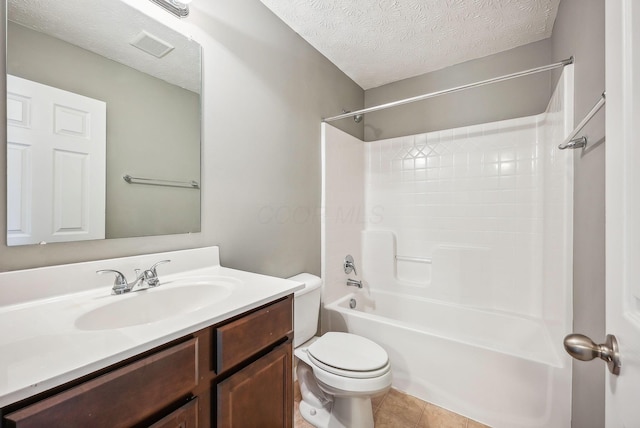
123;174;200;189
395;255;432;264
558;92;606;150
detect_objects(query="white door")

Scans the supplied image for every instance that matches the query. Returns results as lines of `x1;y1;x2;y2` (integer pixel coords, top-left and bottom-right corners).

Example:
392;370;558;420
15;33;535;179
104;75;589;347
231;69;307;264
605;0;640;426
7;75;106;245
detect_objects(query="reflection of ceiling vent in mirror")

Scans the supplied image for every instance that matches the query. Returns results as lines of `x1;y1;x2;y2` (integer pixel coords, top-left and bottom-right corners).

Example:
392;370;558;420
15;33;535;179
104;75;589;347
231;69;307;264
130;31;174;58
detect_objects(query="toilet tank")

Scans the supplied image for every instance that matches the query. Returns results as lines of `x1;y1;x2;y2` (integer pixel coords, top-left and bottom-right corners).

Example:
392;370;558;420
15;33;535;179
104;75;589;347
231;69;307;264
288;273;322;347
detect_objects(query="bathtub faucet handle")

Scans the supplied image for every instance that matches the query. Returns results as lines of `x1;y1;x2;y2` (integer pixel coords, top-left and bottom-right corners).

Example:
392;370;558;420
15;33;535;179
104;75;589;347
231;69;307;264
344;255;358;275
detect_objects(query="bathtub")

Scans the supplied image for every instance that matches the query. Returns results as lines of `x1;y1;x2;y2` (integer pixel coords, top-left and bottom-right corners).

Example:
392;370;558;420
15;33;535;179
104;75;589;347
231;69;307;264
323;290;571;428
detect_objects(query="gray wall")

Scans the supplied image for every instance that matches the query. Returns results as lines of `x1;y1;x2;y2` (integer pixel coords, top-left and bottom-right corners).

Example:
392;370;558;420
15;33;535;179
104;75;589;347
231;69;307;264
551;0;606;427
8;22;201;240
363;39;553;140
0;0;364;274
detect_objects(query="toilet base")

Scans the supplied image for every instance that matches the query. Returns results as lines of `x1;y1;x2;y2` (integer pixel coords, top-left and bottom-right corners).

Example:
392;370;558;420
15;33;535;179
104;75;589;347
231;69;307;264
299;400;331;428
299;396;375;428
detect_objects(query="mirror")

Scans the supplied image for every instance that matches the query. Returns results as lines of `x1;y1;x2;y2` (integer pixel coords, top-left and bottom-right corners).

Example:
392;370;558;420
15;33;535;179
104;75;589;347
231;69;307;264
6;0;202;246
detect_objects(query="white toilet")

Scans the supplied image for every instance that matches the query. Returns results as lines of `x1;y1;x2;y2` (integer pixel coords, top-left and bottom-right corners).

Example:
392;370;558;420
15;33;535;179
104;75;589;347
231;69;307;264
290;273;392;428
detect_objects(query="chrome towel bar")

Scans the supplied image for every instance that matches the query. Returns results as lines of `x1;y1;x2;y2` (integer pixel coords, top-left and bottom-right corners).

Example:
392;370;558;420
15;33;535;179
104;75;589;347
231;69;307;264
123;174;200;189
558;92;606;150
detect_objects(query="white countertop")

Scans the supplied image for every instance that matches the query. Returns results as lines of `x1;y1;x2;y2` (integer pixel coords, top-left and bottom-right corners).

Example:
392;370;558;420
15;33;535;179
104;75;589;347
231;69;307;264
0;247;304;407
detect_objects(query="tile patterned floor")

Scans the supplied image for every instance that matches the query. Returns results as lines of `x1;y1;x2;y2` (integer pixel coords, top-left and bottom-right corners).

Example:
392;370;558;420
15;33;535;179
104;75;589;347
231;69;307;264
294;382;491;428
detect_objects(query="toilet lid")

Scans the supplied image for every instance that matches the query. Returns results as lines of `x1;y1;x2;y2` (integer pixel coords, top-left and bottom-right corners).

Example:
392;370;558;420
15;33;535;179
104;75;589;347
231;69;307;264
307;332;389;373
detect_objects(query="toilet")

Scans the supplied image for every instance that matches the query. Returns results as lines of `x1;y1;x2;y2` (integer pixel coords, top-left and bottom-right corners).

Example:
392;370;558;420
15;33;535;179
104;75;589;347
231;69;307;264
289;273;392;428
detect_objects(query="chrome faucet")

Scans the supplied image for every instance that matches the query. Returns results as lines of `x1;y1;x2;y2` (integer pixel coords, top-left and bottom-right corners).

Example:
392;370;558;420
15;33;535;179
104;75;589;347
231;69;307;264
97;260;171;294
347;278;362;288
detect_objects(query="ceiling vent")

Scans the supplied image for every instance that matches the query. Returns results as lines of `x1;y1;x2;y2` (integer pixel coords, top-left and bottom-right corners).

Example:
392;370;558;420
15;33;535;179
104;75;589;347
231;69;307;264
130;31;174;58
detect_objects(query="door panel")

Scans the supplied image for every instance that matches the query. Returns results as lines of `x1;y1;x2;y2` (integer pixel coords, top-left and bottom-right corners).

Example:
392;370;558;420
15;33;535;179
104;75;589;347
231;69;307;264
7;143;32;241
605;0;640;426
53;150;89;235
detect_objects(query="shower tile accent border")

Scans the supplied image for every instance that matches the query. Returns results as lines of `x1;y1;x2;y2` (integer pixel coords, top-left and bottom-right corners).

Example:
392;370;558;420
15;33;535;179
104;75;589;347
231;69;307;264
294;382;492;428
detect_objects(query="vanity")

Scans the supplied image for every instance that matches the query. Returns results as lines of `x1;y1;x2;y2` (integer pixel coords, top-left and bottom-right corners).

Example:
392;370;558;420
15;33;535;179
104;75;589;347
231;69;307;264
0;247;303;427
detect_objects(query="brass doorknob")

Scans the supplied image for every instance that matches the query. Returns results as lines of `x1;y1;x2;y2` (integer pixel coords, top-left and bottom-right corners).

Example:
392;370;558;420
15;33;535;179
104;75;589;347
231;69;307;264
563;333;621;375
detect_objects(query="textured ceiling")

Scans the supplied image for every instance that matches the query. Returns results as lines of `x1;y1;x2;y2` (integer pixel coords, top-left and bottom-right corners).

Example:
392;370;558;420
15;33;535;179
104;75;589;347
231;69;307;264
259;0;561;90
8;0;201;93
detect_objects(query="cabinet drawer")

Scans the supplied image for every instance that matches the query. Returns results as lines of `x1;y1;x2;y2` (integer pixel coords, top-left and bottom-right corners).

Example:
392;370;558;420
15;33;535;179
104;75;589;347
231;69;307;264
216;296;292;373
5;338;198;428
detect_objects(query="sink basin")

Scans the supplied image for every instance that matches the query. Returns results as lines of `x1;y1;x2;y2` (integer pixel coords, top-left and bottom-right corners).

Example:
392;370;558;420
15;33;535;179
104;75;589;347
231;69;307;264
75;277;239;330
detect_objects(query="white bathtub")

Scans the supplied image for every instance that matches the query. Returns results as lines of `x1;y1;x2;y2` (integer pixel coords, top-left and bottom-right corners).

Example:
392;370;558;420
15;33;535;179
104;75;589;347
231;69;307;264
323;290;571;428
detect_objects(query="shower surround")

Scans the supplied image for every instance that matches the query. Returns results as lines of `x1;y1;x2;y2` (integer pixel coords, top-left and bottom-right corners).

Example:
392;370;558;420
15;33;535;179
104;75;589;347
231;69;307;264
321;67;574;427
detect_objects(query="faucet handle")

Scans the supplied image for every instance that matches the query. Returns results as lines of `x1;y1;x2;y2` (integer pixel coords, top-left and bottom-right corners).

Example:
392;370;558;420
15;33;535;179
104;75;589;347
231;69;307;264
96;269;129;293
343;255;357;275
145;260;171;287
149;259;171;275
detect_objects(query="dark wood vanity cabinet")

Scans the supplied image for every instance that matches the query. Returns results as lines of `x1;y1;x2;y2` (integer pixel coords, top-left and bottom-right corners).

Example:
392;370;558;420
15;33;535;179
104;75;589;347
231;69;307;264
1;295;293;428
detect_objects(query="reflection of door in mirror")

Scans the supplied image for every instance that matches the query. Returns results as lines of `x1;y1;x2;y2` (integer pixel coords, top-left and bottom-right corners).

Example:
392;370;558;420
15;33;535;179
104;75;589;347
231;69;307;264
7;75;106;246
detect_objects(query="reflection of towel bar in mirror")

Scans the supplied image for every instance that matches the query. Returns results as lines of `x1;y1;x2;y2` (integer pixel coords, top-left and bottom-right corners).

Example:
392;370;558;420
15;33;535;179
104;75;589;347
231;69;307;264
395;255;432;264
123;174;200;189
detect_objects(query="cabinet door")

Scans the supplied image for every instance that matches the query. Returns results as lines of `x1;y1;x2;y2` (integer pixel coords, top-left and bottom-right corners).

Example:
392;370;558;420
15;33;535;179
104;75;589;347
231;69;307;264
217;342;292;428
149;398;198;428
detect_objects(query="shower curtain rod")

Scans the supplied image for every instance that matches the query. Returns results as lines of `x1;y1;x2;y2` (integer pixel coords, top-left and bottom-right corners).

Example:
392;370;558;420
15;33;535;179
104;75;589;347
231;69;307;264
323;57;574;123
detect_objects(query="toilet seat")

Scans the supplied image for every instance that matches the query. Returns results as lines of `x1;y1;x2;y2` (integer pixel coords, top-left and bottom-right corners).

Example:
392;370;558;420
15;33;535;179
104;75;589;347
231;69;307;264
307;332;390;379
308;354;391;379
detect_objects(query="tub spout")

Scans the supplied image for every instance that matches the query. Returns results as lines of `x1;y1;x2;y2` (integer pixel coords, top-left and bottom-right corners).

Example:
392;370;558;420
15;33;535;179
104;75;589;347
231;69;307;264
347;278;362;288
